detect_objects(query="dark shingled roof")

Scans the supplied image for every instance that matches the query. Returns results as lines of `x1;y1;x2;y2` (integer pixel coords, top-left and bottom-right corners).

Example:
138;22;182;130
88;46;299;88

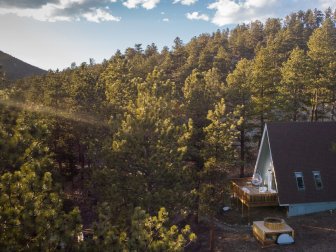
267;122;336;205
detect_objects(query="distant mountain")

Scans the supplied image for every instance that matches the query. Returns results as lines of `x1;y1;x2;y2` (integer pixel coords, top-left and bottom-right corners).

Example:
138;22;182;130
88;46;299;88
0;51;47;81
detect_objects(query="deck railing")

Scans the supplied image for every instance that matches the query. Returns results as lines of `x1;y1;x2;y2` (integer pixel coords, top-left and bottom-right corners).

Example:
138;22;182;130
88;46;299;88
231;178;279;207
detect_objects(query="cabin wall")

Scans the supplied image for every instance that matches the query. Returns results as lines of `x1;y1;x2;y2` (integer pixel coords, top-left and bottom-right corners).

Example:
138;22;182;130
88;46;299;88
287;201;336;216
255;131;273;187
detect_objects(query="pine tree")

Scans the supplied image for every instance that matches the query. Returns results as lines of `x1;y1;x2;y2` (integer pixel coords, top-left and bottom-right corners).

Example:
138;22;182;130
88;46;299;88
201;98;241;251
251;45;280;135
264;18;282;41
278;47;311;121
96;81;188;222
229;24;255;60
91;204;196;251
0;166;82;250
307;18;336;121
226;58;253;177
102;57;137;114
213;47;231;81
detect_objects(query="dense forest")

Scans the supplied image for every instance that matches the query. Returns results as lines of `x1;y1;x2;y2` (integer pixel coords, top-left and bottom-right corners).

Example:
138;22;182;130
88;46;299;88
0;7;336;251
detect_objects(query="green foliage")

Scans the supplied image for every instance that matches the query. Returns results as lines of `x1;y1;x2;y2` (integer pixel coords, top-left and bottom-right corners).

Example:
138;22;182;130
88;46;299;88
199;98;241;250
201;98;242;217
226;58;253;108
0;107;51;175
92;69;193;223
213;47;230;80
183;68;224;129
307;18;336;120
278;47;311;121
226;58;254;176
0;166;82;251
1;8;336;251
109;91;186;216
251;44;281;133
226;58;253;125
102;57;137;113
90;204;196;252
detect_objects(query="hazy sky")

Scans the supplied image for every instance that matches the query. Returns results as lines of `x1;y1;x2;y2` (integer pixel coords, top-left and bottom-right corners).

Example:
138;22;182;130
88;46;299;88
0;0;335;70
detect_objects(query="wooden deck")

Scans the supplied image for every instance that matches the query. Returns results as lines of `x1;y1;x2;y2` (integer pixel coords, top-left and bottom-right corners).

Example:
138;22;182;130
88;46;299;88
231;177;279;208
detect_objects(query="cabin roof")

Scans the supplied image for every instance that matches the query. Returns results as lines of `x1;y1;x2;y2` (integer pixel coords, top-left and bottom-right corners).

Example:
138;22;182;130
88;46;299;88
266;122;336;205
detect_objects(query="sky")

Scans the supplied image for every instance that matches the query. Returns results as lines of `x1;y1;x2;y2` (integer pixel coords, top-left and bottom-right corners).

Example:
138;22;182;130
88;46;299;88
0;0;335;70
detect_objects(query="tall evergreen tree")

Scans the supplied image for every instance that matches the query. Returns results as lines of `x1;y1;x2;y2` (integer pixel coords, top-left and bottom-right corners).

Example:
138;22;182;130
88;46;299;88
278;47;311;121
102;57;137;114
226;58;253;177
201;98;241;251
307;18;336;121
95;82;188;223
0;166;82;251
251;46;280;135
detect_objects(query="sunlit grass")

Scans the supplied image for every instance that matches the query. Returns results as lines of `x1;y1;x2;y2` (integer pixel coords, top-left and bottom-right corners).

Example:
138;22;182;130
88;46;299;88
0;98;109;127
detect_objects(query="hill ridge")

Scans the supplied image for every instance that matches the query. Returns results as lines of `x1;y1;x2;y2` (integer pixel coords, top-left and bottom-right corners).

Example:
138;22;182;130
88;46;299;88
0;50;47;81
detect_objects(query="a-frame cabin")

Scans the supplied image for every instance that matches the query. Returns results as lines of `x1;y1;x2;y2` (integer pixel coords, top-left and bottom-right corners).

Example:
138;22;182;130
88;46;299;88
232;122;336;216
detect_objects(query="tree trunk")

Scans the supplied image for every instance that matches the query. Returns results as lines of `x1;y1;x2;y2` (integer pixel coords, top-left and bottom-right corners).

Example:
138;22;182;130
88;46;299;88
209;216;215;252
239;128;245;178
58;160;62;172
331;89;335;121
310;103;315;122
310;89;318;122
260;85;264;143
314;89;319;121
195;179;200;224
78;142;85;180
258;112;264;148
293;98;297;121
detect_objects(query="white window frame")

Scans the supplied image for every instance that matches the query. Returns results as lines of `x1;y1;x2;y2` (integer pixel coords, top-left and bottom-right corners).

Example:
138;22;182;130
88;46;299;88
312;171;323;190
294;172;305;191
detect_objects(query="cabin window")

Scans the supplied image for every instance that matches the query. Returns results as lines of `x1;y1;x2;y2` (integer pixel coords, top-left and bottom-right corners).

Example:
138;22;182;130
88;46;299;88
294;172;305;191
312;171;323;190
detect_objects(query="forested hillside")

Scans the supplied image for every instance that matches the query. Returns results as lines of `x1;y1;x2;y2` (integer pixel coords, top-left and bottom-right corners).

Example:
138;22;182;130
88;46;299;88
0;7;336;251
0;51;46;80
